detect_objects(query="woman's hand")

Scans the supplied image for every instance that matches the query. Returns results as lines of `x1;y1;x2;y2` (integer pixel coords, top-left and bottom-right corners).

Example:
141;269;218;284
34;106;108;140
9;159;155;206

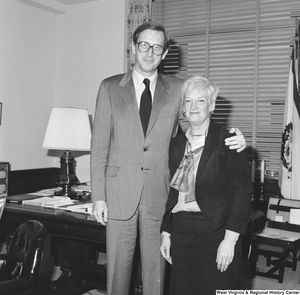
216;239;236;272
160;233;172;264
225;127;246;152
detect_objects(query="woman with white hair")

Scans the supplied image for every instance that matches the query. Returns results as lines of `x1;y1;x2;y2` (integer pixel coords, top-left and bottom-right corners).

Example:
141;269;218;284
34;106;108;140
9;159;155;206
160;76;251;294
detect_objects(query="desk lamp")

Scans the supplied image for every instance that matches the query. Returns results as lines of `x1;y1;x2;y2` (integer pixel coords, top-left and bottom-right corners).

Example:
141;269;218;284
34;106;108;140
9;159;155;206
42;107;91;199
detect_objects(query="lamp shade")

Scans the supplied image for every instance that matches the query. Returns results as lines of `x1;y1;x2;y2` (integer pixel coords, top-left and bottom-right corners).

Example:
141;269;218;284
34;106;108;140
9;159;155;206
42;107;91;151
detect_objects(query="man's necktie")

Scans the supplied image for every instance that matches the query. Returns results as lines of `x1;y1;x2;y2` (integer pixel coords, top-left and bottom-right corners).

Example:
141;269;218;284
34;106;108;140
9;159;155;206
140;78;152;135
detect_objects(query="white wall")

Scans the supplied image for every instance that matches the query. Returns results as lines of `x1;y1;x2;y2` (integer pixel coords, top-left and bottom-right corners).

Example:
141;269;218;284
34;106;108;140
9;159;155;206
54;0;126;181
0;0;57;170
0;0;126;182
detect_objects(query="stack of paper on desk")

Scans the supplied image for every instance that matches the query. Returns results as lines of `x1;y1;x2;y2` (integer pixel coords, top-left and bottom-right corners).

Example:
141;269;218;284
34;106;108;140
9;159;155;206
23;196;74;207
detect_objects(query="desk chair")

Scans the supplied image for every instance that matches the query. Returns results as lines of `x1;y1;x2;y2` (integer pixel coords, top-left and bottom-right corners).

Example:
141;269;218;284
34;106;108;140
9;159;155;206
251;197;300;283
0;195;6;220
0;195;7;243
0;220;47;295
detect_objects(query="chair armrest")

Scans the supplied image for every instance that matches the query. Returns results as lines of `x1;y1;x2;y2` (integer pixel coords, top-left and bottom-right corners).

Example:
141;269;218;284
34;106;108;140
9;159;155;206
0;256;7;280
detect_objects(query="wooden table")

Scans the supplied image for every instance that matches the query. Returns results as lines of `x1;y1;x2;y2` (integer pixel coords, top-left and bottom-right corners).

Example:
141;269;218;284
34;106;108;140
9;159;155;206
1;201;106;244
0;197;107;295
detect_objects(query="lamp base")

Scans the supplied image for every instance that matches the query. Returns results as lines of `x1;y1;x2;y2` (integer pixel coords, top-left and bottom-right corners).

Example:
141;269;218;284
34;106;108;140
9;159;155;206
54;187;78;199
56;151;79;200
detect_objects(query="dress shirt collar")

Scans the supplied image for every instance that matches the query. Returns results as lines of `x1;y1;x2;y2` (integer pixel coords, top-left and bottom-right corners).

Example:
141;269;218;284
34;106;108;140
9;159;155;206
132;69;158;91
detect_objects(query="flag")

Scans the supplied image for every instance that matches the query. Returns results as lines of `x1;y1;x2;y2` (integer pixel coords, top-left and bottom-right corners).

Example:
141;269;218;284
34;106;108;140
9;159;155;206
279;40;300;199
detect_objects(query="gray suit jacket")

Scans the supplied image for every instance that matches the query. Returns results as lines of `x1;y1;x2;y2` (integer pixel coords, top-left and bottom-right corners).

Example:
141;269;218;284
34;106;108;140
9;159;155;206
91;71;187;221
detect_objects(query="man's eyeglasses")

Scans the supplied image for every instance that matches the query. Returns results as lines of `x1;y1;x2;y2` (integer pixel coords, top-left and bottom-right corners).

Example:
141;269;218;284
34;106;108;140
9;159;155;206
137;41;165;56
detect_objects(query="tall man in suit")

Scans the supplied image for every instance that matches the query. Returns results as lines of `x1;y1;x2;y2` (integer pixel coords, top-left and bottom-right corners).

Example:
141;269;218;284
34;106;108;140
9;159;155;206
91;21;246;295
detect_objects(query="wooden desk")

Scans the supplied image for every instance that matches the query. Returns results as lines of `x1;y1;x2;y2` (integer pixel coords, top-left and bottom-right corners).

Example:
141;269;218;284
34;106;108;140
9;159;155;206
252;226;300;283
0;197;107;295
1;201;106;244
253;227;300;249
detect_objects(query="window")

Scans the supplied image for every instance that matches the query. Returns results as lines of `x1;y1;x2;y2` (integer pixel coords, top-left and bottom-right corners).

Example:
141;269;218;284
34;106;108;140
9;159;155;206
153;0;300;178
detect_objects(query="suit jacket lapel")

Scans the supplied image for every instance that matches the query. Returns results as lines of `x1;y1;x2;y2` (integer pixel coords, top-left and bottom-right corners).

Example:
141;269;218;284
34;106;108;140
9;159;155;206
118;72;171;138
119;72;142;127
146;74;169;136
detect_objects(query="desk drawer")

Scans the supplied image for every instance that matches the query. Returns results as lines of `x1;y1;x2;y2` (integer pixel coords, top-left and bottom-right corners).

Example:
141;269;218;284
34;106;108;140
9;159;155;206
253;235;294;249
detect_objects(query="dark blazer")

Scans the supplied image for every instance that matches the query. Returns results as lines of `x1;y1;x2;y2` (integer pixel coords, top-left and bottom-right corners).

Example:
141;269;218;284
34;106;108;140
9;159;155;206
161;120;252;235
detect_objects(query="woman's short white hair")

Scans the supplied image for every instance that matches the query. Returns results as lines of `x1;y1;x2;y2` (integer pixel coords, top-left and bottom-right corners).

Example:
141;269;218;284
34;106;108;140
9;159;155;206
180;76;219;115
